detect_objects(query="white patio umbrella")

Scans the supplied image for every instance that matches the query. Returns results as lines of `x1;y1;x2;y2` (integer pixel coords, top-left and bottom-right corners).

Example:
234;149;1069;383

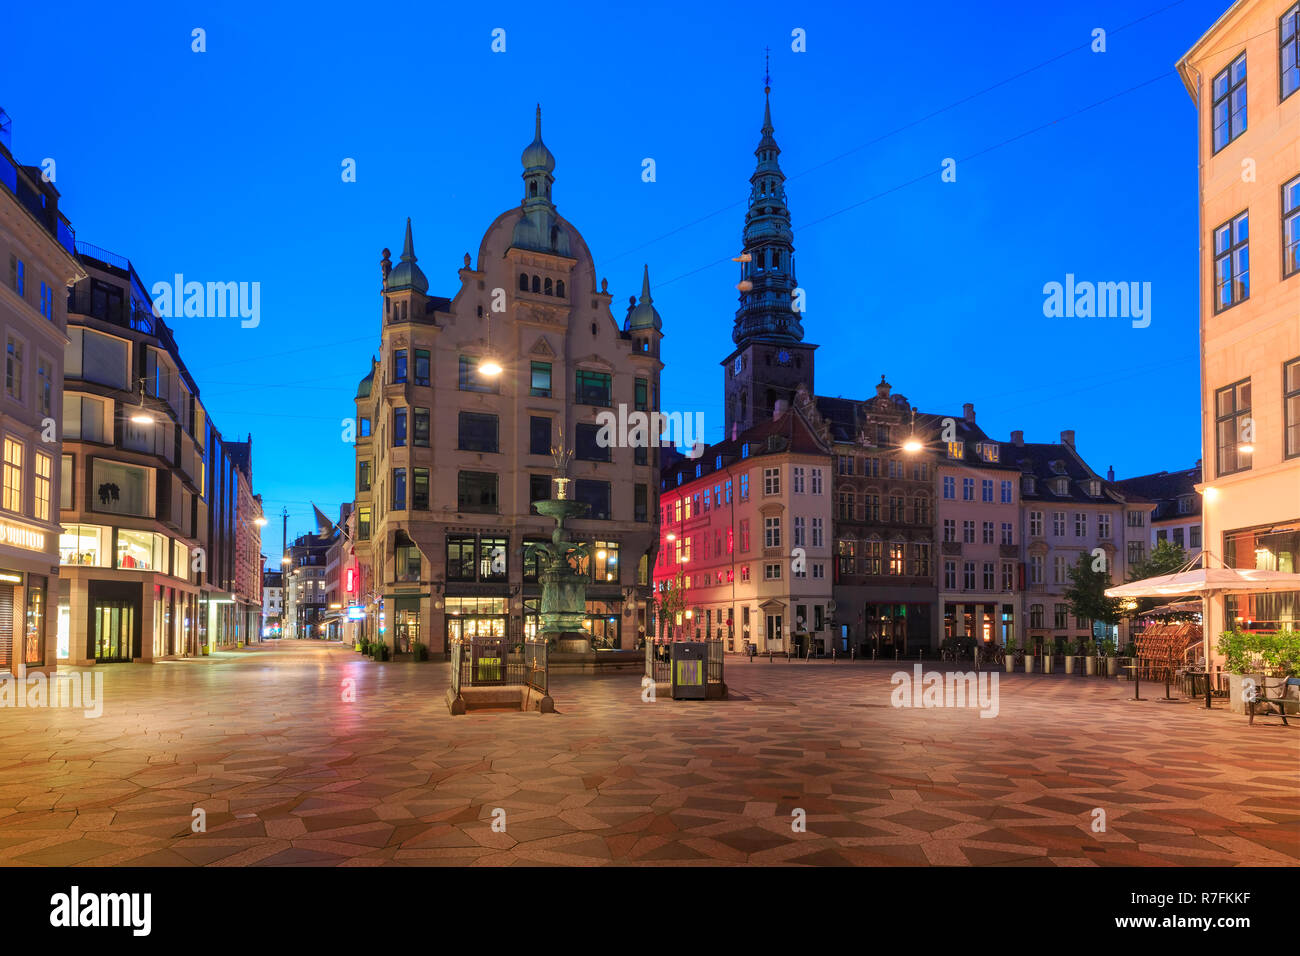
1106;566;1300;599
1106;566;1300;661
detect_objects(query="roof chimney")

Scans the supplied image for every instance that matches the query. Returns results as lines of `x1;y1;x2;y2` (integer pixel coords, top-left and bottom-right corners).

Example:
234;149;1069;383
1010;430;1024;446
1107;465;1114;481
1060;429;1075;447
962;402;975;423
773;398;788;420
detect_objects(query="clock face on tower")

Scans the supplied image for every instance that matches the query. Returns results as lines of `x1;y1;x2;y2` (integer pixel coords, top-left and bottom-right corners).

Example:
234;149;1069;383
776;349;791;366
734;355;743;374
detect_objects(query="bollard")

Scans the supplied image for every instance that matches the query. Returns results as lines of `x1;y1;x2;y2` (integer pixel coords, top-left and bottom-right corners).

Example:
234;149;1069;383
768;649;773;663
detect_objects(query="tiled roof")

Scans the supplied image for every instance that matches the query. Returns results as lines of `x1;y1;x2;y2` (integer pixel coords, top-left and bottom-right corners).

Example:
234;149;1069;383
660;407;829;489
1113;464;1202;521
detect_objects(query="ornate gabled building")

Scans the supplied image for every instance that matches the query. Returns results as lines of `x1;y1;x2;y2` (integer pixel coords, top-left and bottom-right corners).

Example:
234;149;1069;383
721;81;816;437
354;108;662;656
801;379;939;654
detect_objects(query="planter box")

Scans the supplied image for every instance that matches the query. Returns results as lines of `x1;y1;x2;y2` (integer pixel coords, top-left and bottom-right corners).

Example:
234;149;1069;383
1085;656;1097;675
1105;657;1117;677
1064;655;1076;674
1024;656;1034;674
1044;655;1055;674
1004;656;1015;673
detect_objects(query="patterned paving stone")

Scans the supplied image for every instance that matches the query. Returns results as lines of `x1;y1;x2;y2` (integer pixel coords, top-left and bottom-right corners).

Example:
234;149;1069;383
0;642;1295;866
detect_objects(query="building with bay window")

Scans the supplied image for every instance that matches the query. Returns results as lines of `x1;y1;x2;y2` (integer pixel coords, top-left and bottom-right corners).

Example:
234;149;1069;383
0;111;83;675
58;243;257;662
353;108;662;655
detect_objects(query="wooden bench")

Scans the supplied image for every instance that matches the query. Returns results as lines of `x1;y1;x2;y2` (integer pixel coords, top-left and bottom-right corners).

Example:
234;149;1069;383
1248;676;1300;726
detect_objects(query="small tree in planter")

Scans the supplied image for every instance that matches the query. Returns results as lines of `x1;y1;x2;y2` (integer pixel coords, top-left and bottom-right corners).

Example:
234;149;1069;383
1042;637;1056;674
412;640;429;662
1063;639;1079;674
371;640;389;662
1004;639;1018;673
1099;637;1118;676
1082;638;1098;675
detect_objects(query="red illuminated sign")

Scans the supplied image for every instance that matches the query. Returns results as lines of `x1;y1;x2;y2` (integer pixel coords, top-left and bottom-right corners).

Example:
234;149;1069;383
346;567;356;593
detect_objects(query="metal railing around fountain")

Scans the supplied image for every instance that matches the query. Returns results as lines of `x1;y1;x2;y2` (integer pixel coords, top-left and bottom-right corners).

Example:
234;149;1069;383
450;637;548;696
645;638;724;687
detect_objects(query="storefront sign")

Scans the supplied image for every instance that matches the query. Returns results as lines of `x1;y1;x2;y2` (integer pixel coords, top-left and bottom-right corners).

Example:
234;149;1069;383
0;520;44;552
345;605;365;621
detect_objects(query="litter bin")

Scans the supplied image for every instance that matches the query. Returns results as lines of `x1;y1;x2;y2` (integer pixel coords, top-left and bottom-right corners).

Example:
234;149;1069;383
671;642;707;700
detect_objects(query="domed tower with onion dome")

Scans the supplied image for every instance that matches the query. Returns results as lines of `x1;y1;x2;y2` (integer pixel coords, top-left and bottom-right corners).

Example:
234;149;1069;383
720;65;817;439
353;106;664;660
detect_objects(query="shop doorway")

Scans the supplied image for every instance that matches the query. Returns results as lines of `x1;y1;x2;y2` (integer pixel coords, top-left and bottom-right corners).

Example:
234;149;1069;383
94;602;135;662
765;613;783;651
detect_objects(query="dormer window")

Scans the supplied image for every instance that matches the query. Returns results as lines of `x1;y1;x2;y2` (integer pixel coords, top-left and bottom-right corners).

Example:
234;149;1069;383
1053;477;1069;495
978;443;999;463
715;455;722;470
695;464;702;478
1178;496;1192;514
1087;480;1101;497
741;443;750;459
946;441;964;460
1022;476;1036;494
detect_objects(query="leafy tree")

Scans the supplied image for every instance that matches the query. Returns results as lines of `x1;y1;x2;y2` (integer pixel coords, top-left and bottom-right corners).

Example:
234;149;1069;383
1064;552;1124;627
1125;540;1190;615
1127;540;1189;582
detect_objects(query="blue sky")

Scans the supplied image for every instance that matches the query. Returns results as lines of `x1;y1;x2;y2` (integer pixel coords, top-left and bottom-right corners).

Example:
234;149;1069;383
2;0;1224;549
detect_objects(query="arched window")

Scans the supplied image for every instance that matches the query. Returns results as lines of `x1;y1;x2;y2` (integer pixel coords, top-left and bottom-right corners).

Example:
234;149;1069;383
556;280;565;298
772;250;780;269
544;277;553;295
531;275;541;293
550;226;559;249
519;273;528;291
529;181;538;198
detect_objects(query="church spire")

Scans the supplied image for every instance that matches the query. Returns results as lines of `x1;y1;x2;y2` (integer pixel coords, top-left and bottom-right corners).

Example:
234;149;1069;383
731;63;802;348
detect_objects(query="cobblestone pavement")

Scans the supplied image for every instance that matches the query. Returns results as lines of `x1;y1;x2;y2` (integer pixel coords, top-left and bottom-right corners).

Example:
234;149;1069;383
0;641;1295;866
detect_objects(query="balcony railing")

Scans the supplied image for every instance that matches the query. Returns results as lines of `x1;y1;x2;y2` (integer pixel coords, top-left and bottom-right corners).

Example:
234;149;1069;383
66;289;155;334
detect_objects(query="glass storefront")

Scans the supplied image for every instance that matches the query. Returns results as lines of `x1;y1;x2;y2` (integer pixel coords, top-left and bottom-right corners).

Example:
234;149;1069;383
584;599;621;648
446;596;506;644
60;525;108;566
24;574;45;665
117;529;167;571
1225;523;1300;630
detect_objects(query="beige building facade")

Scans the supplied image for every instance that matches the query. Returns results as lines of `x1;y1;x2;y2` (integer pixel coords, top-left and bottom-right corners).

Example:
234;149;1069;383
0;120;82;674
354;109;662;655
1179;0;1300;644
